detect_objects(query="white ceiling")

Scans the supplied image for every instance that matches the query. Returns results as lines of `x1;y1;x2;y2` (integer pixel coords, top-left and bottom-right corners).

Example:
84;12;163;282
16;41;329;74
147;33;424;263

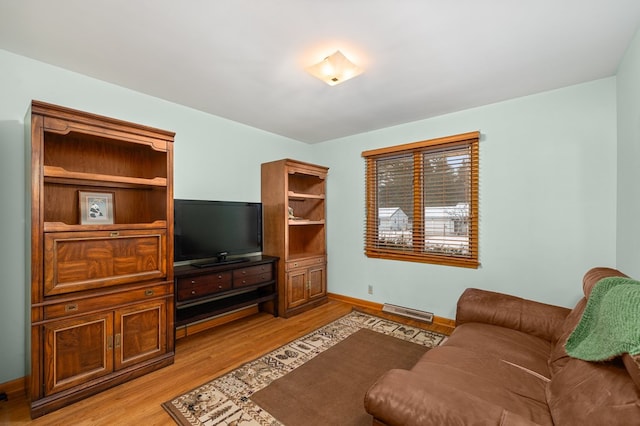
2;1;640;143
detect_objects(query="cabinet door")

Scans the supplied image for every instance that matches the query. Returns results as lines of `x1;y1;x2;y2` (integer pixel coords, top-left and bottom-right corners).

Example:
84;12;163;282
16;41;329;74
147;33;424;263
44;230;167;296
286;268;309;310
43;312;113;395
307;264;326;301
114;299;167;370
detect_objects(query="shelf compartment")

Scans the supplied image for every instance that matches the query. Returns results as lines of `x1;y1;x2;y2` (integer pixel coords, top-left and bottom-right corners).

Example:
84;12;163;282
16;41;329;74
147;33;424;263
288;197;324;222
288;173;325;197
288;224;325;258
43;130;168;181
43;182;167;226
175;286;276;327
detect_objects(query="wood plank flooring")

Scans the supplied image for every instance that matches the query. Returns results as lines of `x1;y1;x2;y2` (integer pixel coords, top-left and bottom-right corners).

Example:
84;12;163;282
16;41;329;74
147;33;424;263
0;300;452;425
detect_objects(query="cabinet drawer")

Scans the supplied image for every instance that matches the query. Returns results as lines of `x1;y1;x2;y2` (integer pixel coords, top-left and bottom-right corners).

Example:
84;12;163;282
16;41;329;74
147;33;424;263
286;256;325;271
234;272;273;288
43;282;171;320
177;272;232;301
233;264;273;279
44;229;167;296
233;264;273;288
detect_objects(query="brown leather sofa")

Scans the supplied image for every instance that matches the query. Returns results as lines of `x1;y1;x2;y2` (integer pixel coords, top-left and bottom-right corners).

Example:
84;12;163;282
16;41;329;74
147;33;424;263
364;267;640;425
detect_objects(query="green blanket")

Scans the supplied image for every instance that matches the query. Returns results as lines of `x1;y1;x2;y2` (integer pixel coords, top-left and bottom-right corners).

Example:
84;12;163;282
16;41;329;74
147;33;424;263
565;276;640;361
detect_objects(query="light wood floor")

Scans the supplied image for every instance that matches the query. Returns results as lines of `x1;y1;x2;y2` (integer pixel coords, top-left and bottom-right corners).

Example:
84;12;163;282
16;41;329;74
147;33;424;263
1;300;452;425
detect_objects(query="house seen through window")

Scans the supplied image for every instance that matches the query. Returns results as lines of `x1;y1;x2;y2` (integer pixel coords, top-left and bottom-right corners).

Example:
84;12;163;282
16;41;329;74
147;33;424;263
362;131;479;268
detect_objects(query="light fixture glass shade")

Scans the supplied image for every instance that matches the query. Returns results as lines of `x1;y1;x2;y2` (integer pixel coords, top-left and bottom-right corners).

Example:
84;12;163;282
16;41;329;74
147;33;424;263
306;50;363;86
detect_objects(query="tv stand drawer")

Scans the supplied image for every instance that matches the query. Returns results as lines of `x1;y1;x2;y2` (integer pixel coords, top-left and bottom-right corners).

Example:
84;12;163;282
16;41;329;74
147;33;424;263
177;272;232;301
233;264;273;288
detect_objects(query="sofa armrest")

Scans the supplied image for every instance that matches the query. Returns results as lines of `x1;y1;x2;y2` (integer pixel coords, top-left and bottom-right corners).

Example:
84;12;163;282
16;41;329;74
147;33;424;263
364;369;540;426
456;288;571;342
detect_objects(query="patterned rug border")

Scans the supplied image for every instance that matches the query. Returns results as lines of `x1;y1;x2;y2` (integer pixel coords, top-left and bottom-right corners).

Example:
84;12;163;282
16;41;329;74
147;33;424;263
162;310;447;426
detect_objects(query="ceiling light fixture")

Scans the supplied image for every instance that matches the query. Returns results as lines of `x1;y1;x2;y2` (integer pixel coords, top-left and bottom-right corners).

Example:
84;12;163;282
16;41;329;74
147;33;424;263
305;50;363;86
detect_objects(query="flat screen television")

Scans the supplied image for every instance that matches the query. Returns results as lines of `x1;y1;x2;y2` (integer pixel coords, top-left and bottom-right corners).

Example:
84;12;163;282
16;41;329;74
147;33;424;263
174;199;263;266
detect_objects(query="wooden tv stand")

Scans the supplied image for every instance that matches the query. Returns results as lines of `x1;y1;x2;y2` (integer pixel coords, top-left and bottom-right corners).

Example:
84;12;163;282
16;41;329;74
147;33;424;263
174;255;278;338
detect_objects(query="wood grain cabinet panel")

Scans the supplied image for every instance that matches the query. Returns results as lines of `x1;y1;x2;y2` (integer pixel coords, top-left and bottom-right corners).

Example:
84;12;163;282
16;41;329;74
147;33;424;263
43;312;113;395
43;282;172;320
44;230;166;296
115;300;167;369
285;259;326;311
307;264;326;300
286;268;309;309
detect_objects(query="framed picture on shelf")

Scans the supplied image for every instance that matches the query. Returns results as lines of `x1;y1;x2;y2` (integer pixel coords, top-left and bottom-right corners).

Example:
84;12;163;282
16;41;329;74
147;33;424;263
79;191;115;225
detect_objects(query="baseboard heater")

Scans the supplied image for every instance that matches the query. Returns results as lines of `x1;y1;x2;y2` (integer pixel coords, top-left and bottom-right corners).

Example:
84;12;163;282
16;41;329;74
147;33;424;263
382;303;434;323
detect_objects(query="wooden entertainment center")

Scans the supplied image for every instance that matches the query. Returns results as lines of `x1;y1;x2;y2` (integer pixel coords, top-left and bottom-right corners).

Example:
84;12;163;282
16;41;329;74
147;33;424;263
24;101;322;417
174;255;278;338
26;101;175;418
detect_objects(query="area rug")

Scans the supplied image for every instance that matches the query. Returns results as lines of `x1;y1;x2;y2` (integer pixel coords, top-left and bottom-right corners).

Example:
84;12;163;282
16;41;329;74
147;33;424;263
162;310;447;426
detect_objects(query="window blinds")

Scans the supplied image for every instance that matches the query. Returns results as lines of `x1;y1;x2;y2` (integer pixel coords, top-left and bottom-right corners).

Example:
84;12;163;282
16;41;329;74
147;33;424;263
363;131;479;268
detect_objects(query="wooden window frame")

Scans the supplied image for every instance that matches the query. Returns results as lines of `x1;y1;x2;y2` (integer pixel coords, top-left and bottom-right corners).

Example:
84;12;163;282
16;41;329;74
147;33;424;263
362;131;480;268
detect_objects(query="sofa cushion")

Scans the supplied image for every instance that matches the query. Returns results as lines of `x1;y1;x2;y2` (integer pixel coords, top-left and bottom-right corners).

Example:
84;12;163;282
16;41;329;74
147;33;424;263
456;288;570;342
547;358;640;425
411;346;552;420
446;322;552;378
365;369;547;426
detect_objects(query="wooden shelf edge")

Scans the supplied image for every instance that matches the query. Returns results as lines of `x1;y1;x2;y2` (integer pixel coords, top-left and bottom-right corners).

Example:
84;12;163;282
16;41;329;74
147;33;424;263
286;253;326;262
287;191;325;200
288;219;325;225
175;280;276;309
175;305;260;339
43;221;167;233
44;166;167;187
175;294;276;327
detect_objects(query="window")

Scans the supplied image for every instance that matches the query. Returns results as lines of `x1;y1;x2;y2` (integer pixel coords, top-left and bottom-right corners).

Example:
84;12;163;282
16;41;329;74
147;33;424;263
362;131;479;268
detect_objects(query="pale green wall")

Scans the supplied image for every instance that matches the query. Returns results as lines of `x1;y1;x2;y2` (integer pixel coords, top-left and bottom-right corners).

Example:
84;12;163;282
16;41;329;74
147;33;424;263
0;49;312;383
616;28;640;277
313;78;618;319
0;41;631;385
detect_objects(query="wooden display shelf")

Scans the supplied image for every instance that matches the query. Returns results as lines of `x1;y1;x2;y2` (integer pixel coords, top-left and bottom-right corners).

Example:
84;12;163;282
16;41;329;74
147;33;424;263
287;191;325;200
288;219;325;225
175;289;276;327
44;166;167;188
287;252;326;261
43;221;167;233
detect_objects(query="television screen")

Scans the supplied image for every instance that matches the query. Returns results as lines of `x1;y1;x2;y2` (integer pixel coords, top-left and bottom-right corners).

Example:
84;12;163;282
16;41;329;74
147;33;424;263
174;199;262;264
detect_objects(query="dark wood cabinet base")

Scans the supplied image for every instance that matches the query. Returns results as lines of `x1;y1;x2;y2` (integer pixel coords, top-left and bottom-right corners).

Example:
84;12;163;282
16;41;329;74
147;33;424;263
174;255;278;337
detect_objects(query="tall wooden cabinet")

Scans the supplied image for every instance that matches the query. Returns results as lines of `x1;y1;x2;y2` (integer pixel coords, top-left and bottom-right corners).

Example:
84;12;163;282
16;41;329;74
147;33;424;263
261;159;328;317
26;101;175;418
